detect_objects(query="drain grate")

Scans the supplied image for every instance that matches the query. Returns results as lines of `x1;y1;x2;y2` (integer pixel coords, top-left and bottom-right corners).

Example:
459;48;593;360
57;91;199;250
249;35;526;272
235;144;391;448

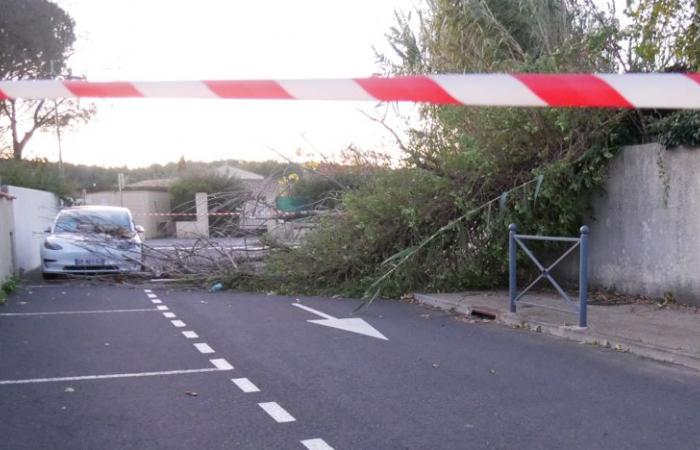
470;307;496;321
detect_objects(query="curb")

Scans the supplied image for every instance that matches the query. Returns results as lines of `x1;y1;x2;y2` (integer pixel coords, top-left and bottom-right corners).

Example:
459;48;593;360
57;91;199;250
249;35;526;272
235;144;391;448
414;293;700;372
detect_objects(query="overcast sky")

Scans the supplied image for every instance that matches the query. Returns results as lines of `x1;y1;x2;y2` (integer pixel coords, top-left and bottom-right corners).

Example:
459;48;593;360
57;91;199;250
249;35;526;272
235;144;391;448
26;0;419;168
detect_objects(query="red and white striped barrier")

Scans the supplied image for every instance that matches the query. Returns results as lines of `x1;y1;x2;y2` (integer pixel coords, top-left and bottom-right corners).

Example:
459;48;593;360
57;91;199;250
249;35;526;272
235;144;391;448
1;74;699;109
134;212;239;217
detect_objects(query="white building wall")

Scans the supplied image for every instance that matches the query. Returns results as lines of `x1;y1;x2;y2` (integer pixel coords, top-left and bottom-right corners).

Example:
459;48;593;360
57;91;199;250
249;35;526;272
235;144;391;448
6;186;60;273
0;195;15;280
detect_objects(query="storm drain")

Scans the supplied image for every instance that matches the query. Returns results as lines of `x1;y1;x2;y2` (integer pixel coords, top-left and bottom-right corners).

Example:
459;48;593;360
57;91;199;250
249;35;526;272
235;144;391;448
469;307;497;321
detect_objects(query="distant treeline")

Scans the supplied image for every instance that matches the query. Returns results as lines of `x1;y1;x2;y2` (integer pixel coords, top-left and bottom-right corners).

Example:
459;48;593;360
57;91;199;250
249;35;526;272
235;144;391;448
0;157;289;198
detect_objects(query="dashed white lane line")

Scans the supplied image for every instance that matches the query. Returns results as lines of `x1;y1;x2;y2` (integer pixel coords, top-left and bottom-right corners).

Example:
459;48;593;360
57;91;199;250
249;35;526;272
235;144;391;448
301;438;334;450
231;377;260;393
156;305;169;311
0;308;157;317
171;320;186;327
163;312;176;318
151;299;162;304
210;358;233;370
258;402;296;423
147;293;158;299
144;289;152;293
182;330;198;339
0;366;233;385
194;343;215;354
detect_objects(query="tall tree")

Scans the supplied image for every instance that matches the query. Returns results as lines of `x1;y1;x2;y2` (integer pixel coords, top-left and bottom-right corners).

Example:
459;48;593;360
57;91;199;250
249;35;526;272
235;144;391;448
176;155;188;175
0;0;93;160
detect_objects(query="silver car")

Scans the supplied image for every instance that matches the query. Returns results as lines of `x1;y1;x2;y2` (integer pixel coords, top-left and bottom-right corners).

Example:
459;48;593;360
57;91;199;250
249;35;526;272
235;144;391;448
41;206;145;279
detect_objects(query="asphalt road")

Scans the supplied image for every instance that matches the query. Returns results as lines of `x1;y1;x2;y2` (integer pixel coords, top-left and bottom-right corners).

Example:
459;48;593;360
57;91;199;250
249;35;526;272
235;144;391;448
0;282;699;449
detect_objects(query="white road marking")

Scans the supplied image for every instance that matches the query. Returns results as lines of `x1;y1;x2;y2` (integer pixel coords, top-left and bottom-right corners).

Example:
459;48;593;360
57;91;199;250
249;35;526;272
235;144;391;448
210;358;233;370
151;299;162;304
0;366;233;385
231;378;260;393
0;308;157;317
292;303;388;341
292;303;336;320
147;293;158;299
156;305;169;311
194;343;215;354
258;402;296;423
308;317;389;340
182;331;198;339
301;438;335;450
171;320;186;327
163;312;176;318
144;289;152;293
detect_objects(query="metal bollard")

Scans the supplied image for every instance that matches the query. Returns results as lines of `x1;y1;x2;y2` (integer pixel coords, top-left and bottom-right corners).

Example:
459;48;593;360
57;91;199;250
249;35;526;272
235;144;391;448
509;223;517;313
578;225;589;327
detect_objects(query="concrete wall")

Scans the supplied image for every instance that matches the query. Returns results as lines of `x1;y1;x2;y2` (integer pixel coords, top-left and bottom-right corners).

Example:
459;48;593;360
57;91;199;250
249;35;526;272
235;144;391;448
582;143;700;305
6;186;60;273
86;190;172;239
240;178;280;230
0;193;15;280
175;192;209;238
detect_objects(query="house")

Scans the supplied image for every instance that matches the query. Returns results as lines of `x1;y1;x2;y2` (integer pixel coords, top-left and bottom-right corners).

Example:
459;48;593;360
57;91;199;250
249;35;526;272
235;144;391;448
85;166;281;238
85;179;173;239
215;165;280;231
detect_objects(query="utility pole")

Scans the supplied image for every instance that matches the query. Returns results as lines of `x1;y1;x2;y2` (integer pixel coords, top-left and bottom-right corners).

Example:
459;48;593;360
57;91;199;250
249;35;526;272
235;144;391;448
49;60;64;178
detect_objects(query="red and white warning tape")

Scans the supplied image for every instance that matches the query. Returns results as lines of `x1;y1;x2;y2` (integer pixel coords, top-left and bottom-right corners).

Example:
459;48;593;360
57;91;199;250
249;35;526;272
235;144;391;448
1;74;699;109
134;212;239;217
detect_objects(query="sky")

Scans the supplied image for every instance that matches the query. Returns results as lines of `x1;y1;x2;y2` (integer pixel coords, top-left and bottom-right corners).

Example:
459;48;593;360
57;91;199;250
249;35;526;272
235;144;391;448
26;0;420;168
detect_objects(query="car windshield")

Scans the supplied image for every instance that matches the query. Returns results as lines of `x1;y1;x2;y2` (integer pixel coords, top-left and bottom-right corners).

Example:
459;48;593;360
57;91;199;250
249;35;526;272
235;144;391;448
54;210;133;236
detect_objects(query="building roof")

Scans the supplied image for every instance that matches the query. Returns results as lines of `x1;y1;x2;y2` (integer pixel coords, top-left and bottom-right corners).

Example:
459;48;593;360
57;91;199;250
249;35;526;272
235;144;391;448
216;165;265;181
124;178;174;191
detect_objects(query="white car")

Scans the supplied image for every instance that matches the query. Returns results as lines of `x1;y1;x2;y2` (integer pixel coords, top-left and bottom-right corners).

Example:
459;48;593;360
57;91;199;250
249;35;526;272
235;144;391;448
41;206;145;279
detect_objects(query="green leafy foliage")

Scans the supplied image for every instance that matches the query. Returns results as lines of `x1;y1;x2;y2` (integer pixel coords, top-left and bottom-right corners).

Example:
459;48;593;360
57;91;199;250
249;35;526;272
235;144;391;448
0;0;94;160
0;275;19;304
244;0;663;298
651;111;700;149
286;164;378;209
0;158;76;199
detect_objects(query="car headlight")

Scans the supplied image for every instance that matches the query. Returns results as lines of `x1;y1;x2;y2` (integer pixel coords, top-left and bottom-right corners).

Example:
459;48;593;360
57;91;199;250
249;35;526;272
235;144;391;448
44;237;63;250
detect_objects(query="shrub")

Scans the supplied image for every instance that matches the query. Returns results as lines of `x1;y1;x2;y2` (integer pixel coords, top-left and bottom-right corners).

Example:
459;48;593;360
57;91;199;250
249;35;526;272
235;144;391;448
0;275;18;305
0;158;76;199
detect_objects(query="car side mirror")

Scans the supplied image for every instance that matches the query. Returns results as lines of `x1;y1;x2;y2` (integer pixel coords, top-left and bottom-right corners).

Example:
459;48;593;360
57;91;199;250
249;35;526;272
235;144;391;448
44;227;51;233
135;225;145;234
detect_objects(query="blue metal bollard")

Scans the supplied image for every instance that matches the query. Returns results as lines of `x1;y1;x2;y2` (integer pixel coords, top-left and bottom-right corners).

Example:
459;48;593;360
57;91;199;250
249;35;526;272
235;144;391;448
578;225;589;327
509;224;517;313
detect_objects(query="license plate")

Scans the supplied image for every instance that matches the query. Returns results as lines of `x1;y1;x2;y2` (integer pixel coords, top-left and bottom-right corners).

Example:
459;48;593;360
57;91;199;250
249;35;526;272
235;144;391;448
75;258;105;266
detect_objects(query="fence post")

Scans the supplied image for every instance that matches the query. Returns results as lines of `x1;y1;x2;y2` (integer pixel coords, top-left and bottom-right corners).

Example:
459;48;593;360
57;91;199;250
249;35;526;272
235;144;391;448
509;223;517;313
578;225;589;327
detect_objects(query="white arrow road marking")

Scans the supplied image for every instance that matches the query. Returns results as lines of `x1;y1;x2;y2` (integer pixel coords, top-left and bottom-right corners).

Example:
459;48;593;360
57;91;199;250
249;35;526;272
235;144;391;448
292;303;388;341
